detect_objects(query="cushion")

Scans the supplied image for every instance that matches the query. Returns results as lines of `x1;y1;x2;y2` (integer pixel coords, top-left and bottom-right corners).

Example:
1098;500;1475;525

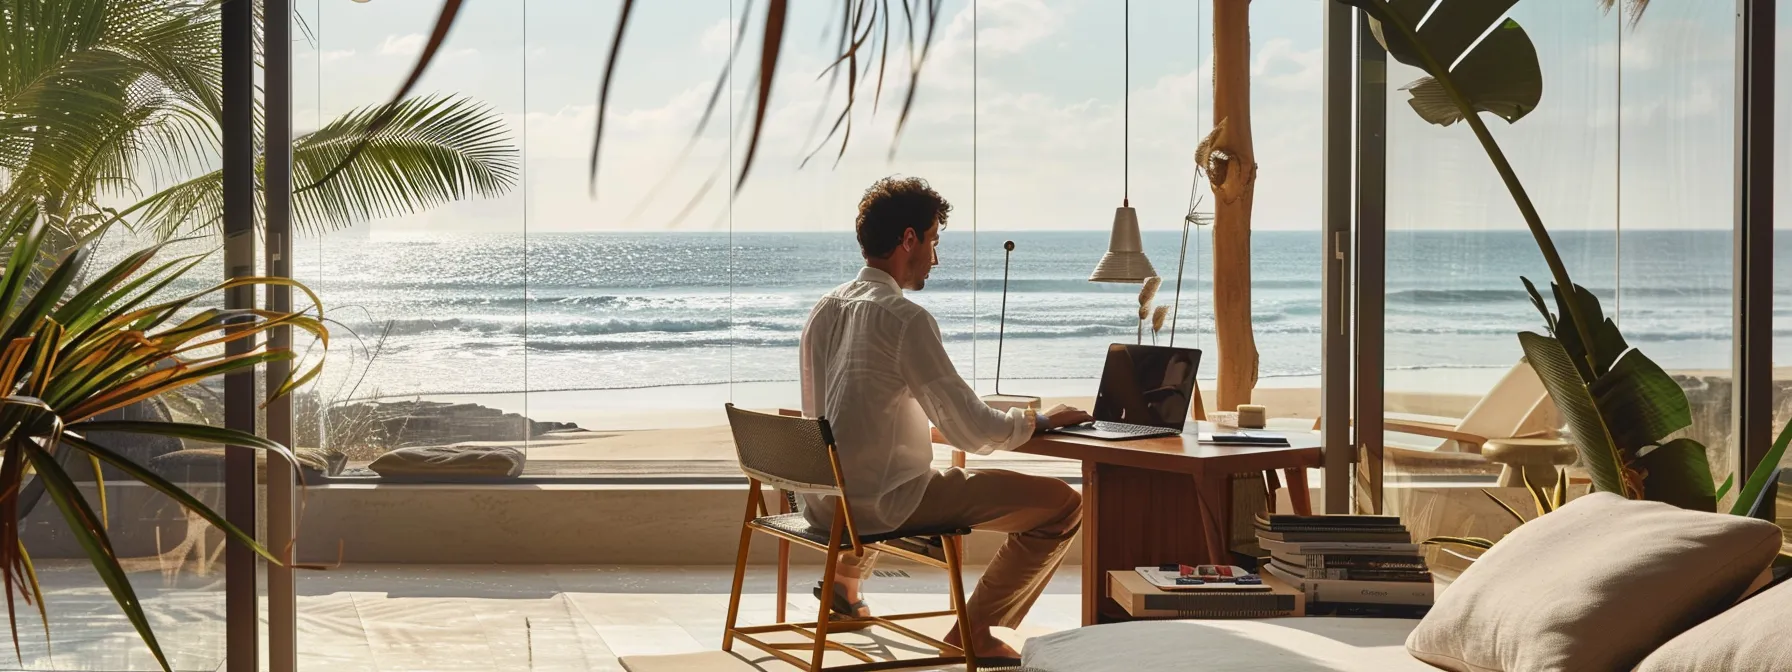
750;512;969;548
1405;492;1782;672
368;445;525;481
1636;571;1792;671
1022;618;1432;672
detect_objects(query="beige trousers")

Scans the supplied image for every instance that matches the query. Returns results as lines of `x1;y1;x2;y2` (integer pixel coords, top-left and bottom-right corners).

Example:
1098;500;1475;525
837;468;1082;629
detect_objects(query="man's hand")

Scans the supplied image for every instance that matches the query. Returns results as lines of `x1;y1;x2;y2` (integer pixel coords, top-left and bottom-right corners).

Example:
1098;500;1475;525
1043;404;1094;428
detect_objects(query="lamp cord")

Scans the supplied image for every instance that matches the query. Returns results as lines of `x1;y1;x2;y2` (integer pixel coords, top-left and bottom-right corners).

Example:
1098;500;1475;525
1123;0;1129;201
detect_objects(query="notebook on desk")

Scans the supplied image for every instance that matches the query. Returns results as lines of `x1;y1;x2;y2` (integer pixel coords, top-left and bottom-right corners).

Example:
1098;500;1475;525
1198;431;1291;447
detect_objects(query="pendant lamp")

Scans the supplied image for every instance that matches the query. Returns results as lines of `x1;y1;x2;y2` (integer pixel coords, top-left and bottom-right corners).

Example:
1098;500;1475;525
1089;200;1156;282
1090;0;1155;284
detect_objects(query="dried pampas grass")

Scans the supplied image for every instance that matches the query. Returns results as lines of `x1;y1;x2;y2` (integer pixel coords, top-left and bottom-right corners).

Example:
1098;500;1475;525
1138;276;1162;307
1152;305;1170;334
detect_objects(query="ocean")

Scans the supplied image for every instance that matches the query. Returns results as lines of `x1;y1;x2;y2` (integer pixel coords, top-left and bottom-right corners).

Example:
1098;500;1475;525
260;228;1764;405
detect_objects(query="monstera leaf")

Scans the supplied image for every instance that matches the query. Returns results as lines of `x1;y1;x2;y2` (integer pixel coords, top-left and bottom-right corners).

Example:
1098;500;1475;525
1517;275;1714;509
1344;0;1543;126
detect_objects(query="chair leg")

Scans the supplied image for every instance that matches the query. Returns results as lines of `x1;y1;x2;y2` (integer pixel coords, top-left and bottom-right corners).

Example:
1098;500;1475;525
1263;470;1282;515
723;489;759;651
778;492;791;623
812;510;847;671
1285;467;1313;516
944;535;976;672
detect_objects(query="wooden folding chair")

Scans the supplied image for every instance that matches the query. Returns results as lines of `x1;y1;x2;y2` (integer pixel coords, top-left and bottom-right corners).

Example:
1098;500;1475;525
723;404;979;671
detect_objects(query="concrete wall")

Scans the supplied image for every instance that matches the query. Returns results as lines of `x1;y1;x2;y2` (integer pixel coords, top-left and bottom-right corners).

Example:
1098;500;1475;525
21;483;1088;567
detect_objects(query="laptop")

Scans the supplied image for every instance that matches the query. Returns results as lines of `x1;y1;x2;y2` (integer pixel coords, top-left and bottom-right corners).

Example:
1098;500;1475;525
1050;344;1201;441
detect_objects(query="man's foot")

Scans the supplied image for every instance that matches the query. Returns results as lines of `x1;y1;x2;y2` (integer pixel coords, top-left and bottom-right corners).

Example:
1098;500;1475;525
942;624;1022;661
814;580;873;619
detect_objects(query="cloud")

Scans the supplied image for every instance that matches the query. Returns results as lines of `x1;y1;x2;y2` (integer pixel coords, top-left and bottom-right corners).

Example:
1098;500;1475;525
322;49;356;63
380;33;424;57
379;33;477;60
700;19;732;56
976;0;1065;56
1252;39;1321;92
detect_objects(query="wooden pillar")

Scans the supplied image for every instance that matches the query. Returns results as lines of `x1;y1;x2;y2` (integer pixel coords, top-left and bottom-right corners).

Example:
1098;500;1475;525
1203;0;1259;411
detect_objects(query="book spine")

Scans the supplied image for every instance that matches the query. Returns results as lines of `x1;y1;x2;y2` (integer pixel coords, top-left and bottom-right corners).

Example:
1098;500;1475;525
1263;564;1434;605
1260;539;1422;554
1305;569;1432;581
1303;555;1428;570
1258;532;1414;543
1307;581;1433;605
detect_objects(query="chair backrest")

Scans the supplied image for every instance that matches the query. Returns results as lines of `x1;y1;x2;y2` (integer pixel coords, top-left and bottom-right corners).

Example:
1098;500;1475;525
1455;358;1558;447
724;404;843;495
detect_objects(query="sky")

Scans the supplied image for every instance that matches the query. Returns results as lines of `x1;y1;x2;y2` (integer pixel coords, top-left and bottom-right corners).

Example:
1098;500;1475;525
286;0;1756;235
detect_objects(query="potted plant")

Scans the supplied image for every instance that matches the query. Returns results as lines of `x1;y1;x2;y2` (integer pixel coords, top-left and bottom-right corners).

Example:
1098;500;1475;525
0;201;325;671
1334;0;1791;548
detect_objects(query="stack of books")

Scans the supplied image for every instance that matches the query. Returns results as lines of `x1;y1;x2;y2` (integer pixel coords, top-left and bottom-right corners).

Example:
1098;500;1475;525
1254;513;1434;618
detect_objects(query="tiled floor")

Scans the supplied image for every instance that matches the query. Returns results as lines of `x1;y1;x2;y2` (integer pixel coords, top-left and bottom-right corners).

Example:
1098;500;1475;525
0;562;1080;671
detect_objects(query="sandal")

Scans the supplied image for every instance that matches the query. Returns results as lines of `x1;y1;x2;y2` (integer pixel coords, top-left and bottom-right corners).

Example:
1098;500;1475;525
812;581;875;631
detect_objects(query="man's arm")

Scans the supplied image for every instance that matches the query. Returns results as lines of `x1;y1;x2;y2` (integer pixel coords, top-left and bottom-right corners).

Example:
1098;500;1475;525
900;313;1034;455
798;301;826;419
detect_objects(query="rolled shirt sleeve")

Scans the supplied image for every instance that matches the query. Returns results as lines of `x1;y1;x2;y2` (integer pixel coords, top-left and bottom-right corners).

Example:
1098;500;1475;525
900;313;1034;455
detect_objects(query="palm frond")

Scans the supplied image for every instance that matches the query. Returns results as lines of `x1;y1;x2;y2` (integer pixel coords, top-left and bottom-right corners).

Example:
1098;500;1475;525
331;0;944;196
1597;0;1650;26
0;0;222;230
132;94;516;238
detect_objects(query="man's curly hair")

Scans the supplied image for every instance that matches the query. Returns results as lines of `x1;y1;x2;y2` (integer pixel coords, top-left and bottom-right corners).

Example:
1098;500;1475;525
856;176;951;259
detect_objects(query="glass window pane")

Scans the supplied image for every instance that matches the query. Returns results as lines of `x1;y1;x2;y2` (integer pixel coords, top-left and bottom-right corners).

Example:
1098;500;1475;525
296;0;527;479
1380;2;1619;573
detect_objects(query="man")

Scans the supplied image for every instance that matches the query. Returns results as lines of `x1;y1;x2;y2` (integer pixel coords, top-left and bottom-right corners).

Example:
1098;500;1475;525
799;176;1091;663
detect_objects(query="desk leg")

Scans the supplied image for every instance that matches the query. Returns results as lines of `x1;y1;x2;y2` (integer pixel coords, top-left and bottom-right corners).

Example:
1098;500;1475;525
1081;461;1100;626
1193;471;1232;567
1284;468;1313;516
1081;463;1225;625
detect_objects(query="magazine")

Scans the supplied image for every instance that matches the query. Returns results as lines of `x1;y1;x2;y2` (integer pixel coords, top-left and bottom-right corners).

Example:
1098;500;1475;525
1134;565;1273;592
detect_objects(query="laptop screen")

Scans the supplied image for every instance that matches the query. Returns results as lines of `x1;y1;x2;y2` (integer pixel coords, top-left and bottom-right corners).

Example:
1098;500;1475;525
1090;344;1202;429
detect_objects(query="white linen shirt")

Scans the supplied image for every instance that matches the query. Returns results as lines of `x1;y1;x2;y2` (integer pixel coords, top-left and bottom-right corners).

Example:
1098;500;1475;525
798;267;1035;534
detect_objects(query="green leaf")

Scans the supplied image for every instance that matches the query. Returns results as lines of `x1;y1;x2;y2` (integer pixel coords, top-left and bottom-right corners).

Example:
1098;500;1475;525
59;433;280;564
1399;19;1542;126
132;94;518;239
1716;473;1734;502
1589;349;1692;453
0;205;47;334
1362;0;1542;127
1550;282;1627;378
1636;438;1717;512
67;420;296;463
1731;417;1792;516
1521;467;1554;515
23;441;170;672
1521;276;1555;333
1482;489;1526;524
1519;331;1628;496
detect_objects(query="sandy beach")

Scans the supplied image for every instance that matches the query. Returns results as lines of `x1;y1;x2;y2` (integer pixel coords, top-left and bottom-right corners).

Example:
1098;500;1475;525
396;370;1507;476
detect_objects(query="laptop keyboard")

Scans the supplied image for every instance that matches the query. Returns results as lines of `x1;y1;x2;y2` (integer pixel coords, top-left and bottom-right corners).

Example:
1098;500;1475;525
1091;421;1173;436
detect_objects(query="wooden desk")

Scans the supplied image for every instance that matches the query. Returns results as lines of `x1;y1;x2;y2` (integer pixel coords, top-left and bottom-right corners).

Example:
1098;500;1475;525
1012;423;1322;625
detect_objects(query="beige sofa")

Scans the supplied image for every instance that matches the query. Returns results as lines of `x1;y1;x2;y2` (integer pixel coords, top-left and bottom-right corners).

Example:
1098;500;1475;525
1024;494;1791;672
1023;617;1430;671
